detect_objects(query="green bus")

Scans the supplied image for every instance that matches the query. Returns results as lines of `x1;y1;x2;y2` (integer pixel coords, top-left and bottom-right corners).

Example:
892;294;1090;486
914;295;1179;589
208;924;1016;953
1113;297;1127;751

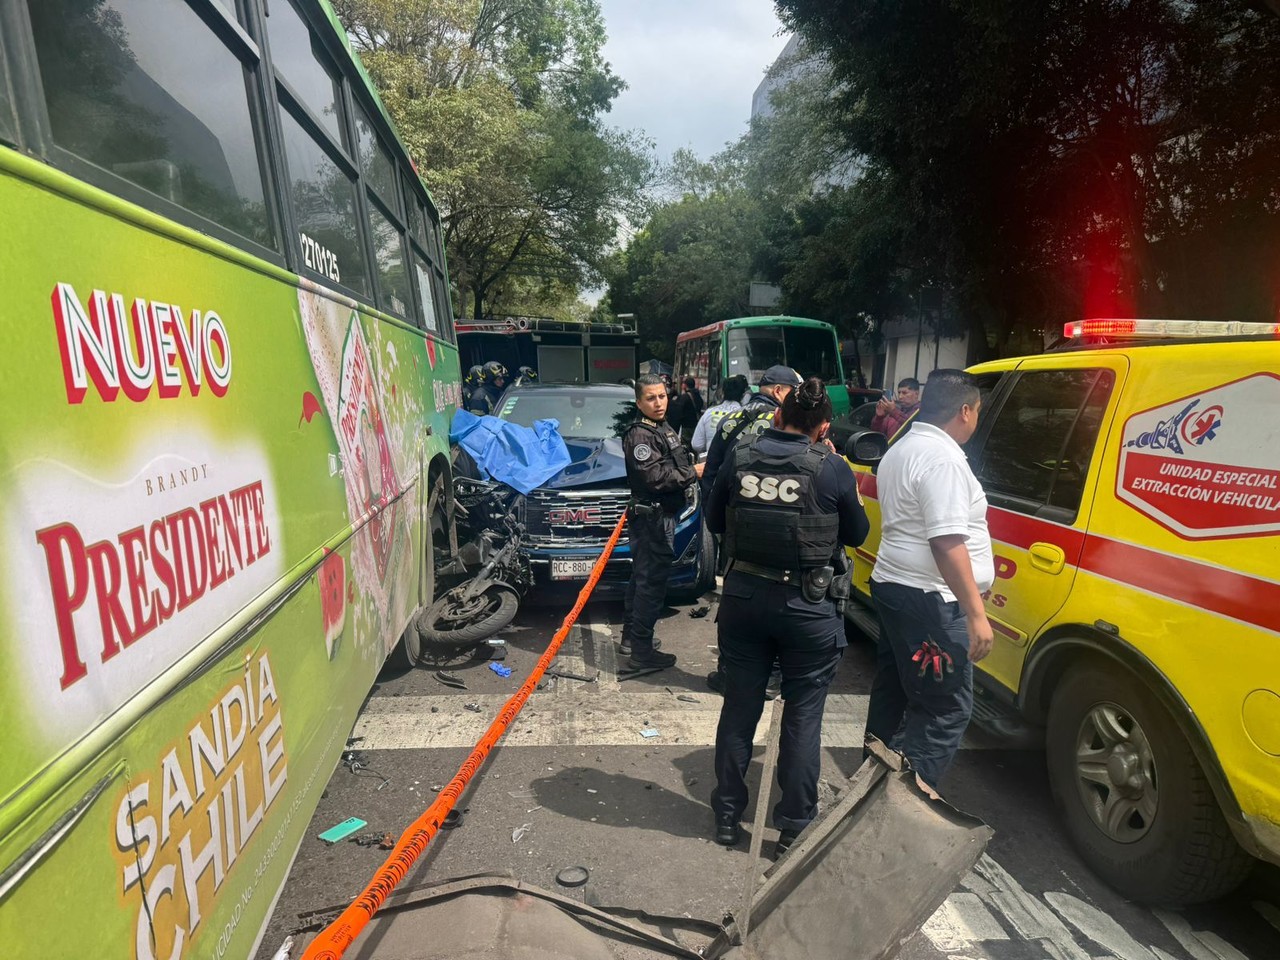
674;316;850;416
0;2;461;957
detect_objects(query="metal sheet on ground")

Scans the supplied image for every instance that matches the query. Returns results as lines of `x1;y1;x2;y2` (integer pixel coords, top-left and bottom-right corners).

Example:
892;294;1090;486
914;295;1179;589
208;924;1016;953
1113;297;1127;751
712;760;993;960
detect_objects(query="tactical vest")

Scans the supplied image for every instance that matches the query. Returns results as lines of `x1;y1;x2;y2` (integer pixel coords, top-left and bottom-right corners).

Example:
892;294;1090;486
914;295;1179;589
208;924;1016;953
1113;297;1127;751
724;434;840;573
624;418;692;512
717;395;776;445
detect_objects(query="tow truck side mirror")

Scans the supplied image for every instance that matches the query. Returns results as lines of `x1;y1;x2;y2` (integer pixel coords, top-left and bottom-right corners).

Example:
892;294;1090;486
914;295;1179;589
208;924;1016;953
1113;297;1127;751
844;430;888;466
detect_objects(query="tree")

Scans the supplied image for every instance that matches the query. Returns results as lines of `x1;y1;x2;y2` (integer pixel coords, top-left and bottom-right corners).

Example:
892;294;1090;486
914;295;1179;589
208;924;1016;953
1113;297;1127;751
605;166;767;360
774;0;1280;346
332;0;655;318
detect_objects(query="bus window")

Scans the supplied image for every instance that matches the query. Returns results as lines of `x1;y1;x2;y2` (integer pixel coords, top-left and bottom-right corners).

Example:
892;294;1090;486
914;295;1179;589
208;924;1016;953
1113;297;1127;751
784;325;841;382
278;106;369;293
370;201;411;318
26;0;276;249
405;177;426;245
356;106;399;211
707;337;722;398
726;326;785;384
0;49;15;146
265;0;346;145
415;255;439;333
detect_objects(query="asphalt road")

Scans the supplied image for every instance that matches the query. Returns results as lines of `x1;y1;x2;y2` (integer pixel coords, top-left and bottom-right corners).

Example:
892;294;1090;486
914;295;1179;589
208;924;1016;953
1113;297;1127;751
257;592;1280;960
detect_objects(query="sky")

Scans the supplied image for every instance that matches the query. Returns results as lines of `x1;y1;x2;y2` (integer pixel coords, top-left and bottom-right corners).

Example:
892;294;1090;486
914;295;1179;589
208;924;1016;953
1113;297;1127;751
597;0;790;162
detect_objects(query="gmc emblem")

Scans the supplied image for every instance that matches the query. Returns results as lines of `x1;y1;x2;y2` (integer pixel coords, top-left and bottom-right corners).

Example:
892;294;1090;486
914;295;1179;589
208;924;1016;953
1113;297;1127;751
547;507;602;525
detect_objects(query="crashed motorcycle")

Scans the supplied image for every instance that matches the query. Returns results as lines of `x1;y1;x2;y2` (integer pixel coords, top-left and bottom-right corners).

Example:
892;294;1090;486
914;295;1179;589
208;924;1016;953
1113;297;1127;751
416;480;530;648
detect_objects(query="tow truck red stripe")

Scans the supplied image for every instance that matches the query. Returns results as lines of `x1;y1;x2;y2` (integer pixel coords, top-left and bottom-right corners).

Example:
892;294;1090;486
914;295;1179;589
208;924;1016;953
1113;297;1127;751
853;470;1280;634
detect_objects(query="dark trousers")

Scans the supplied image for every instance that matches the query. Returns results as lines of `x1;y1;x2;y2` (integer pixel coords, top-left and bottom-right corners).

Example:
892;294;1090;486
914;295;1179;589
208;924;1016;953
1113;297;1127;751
712;572;844;833
866;580;974;790
622;509;675;656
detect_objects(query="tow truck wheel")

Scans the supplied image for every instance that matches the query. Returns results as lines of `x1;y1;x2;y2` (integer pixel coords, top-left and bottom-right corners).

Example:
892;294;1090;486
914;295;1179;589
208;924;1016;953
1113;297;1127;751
1046;662;1252;905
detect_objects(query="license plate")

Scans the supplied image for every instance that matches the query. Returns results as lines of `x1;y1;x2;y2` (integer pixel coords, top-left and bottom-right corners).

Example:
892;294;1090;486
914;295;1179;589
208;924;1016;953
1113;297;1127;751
550;558;595;580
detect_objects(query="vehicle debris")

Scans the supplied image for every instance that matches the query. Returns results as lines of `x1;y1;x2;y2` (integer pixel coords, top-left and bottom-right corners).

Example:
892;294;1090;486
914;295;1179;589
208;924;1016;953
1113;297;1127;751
433;670;467;689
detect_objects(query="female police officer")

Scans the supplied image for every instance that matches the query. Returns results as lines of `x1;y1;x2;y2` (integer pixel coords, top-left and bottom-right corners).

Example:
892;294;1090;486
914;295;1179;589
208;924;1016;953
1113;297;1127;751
704;376;869;855
620;374;703;670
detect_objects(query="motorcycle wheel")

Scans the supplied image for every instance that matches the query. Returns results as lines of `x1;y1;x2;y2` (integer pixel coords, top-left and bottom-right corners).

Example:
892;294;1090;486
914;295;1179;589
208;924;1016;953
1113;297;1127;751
416;584;520;647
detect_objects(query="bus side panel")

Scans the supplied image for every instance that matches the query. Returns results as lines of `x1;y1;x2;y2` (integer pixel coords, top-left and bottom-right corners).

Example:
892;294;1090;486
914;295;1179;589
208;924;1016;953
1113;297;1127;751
0;165;458;956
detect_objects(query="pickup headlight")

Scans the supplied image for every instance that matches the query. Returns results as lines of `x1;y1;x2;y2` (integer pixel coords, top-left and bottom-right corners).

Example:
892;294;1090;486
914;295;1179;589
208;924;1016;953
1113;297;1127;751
678;483;699;522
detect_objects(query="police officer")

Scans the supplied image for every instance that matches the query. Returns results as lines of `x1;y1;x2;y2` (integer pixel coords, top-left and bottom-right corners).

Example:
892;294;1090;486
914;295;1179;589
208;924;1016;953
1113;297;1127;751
702;365;804;499
705;376;870;855
620;374;703;670
702;365;803;693
467;361;507;415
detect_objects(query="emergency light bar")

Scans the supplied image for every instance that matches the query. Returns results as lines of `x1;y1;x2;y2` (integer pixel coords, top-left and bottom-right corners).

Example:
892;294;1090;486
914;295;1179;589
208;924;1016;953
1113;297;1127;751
1065;318;1280;339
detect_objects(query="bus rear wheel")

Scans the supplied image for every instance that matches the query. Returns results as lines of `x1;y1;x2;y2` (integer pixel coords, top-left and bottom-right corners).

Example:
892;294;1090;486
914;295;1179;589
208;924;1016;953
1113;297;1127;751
390;475;447;670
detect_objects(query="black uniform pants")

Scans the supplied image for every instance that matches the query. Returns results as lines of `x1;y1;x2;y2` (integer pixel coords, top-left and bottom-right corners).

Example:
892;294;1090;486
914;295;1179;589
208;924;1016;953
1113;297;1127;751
622;508;675;656
866;580;974;790
711;572;844;833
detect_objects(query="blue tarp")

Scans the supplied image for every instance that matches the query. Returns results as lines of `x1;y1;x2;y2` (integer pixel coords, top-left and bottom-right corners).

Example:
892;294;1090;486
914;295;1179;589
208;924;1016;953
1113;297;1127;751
449;409;572;495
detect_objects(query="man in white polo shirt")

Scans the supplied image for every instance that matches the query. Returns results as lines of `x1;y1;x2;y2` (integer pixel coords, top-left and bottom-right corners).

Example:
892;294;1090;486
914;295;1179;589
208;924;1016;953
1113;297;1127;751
866;369;995;792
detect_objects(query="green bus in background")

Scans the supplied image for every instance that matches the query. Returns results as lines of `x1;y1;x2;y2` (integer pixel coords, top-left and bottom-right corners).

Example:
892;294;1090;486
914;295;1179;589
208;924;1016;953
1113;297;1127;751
0;2;461;958
674;316;850;416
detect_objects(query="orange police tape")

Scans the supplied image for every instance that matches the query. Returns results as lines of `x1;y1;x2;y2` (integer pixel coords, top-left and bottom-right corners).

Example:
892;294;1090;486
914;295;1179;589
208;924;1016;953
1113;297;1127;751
300;511;629;960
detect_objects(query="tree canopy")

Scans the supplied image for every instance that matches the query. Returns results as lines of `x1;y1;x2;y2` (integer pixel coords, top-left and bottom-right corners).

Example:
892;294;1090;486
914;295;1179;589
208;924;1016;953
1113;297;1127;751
608;0;1280;361
334;0;655;318
774;0;1280;349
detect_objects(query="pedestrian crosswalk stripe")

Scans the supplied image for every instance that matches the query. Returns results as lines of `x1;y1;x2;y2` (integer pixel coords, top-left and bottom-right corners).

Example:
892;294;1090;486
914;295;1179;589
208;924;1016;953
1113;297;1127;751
351;692;1014;751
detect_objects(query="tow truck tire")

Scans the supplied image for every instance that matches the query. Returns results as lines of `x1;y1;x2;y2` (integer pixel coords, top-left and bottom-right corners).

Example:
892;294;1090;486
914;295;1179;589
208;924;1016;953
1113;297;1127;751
1046;663;1253;905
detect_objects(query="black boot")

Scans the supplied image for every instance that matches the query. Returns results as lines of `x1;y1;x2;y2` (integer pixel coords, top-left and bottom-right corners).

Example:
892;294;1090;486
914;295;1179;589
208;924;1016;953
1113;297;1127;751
628;649;677;670
774;829;800;860
714;814;741;846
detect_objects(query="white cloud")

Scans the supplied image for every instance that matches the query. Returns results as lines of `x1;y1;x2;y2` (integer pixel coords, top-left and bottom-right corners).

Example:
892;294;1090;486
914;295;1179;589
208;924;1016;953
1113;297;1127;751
598;0;788;161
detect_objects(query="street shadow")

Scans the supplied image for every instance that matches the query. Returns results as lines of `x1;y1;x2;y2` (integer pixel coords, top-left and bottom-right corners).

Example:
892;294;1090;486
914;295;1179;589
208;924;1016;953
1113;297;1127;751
527;746;764;844
529;765;713;840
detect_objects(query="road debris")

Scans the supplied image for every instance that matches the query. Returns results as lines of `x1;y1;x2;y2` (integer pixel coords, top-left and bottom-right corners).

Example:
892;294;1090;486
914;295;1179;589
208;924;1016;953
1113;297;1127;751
640;728;660;739
512;822;532;843
317;817;366;844
546;659;597;682
433;670;467;689
350;832;395;849
556;866;590;888
488;662;513;678
464;702;482;713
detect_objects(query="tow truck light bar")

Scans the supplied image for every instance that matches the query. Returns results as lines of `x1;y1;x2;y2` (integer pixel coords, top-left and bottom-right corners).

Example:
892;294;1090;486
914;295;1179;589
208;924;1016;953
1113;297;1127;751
1065;318;1280;340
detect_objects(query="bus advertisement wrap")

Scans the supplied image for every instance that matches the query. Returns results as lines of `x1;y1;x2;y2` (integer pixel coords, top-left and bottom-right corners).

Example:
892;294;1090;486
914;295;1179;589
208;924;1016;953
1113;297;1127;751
0;163;459;959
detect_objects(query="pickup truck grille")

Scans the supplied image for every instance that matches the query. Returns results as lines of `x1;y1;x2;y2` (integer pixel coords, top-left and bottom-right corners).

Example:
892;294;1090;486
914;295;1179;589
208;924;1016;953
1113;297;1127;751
524;489;631;548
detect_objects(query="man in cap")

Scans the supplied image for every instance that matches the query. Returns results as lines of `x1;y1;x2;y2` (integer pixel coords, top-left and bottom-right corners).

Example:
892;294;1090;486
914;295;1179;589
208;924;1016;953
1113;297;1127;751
701;365;805;498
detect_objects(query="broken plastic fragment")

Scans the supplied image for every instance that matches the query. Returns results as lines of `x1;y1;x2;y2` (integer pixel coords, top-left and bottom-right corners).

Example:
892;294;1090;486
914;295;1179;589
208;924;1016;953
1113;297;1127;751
640;728;660;739
512;822;532;843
